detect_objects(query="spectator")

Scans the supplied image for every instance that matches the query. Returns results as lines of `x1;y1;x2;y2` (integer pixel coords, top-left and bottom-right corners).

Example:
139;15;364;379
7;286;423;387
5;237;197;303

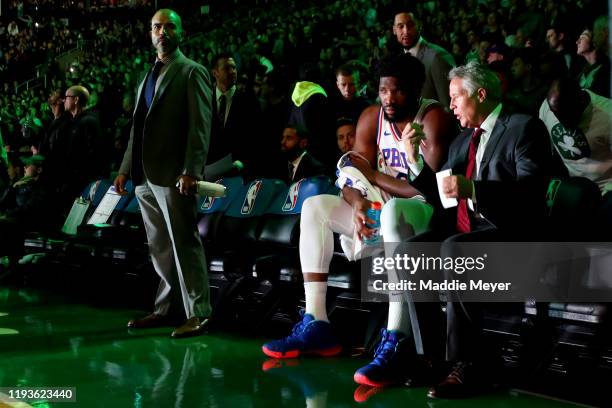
539;77;612;193
288;63;336;168
335;117;356;155
208;52;262;180
332;64;370;123
392;9;456;107
38;90;70;184
546;19;578;74
280;125;327;184
576;28;611;97
0;154;53;229
60;85;110;204
506;48;549;115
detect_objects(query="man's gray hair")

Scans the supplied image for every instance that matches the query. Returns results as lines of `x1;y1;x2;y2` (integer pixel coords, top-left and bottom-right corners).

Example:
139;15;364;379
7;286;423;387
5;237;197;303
448;61;501;101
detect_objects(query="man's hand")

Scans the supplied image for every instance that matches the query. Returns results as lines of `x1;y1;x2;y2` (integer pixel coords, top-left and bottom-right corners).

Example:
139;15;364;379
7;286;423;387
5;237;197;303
113;174;129;196
349;154;376;184
401;122;426;164
177;174;198;195
352;196;375;240
442;175;473;199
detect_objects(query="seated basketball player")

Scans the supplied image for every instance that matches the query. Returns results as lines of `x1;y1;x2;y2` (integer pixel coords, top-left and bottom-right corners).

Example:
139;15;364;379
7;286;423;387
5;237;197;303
262;53;455;386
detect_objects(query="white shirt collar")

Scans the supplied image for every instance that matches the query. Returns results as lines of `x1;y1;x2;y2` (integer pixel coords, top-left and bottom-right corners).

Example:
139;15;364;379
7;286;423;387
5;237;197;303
216;85;236;102
407;36;424;57
291;150;307;168
479;103;503;136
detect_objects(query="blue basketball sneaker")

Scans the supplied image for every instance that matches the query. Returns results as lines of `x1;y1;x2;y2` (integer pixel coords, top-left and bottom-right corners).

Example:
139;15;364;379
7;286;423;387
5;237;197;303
262;311;342;359
353;329;413;387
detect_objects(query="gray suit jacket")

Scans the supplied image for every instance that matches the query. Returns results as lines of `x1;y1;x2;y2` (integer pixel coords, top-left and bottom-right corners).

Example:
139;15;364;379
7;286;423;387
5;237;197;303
414;39;455;108
119;50;213;187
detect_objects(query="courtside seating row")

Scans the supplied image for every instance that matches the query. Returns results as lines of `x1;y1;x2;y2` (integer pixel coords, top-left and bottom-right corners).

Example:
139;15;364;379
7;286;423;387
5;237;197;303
19;176;610;336
21;175;353;287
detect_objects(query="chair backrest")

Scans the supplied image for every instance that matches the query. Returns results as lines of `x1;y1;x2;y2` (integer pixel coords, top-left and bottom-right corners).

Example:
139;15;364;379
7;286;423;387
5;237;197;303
258;176;335;246
225;178;287;218
546;177;603;238
85;179;113;208
266;175;334;215
198;176;244;214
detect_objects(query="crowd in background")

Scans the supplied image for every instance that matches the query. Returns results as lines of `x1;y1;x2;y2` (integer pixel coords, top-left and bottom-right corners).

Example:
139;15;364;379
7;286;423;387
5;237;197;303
0;0;610;230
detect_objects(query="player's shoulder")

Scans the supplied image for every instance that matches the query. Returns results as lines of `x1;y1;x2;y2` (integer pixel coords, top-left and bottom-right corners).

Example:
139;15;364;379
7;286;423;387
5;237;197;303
355;105;381;140
359;105;380;122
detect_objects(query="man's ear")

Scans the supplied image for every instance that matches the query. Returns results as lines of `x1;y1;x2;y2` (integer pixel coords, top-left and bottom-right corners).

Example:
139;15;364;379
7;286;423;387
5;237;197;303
477;88;487;103
299;138;308;149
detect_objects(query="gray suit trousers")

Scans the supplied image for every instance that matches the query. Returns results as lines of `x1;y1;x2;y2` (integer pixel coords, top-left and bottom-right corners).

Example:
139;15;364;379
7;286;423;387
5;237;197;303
135;181;210;319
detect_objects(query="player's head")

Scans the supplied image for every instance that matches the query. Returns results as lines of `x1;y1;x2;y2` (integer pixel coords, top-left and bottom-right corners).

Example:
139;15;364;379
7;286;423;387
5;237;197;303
377;53;425;122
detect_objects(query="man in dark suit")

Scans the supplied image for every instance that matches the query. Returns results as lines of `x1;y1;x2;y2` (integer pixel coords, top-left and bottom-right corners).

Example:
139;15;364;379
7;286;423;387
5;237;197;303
393;10;455;107
114;9;212;338
207;53;262;180
403;61;556;398
280;125;327;184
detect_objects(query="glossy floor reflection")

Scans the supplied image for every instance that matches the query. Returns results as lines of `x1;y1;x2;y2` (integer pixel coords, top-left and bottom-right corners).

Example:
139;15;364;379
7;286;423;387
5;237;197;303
0;287;583;407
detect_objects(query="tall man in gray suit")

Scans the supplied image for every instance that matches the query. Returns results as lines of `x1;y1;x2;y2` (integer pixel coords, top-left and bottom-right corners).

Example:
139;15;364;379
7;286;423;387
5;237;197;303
393;10;455;107
114;9;212;338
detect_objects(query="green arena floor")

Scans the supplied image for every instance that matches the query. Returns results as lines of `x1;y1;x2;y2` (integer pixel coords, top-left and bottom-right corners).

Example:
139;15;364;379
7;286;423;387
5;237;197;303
0;286;587;407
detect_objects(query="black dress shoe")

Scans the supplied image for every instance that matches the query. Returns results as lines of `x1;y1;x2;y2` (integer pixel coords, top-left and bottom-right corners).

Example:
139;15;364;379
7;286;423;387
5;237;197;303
127;313;173;329
427;361;487;399
171;317;209;338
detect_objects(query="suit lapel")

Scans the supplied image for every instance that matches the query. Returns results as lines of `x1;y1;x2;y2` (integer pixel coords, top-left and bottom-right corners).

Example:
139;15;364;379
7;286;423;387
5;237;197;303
454;129;472;171
478;111;508;179
134;77;146;112
148;53;184;113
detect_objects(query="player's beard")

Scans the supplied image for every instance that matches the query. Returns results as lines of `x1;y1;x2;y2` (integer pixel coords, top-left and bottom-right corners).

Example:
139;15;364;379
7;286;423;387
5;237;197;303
383;98;419;123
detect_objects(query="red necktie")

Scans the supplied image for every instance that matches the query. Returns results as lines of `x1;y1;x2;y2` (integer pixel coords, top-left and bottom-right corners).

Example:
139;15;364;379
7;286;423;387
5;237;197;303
456;128;483;233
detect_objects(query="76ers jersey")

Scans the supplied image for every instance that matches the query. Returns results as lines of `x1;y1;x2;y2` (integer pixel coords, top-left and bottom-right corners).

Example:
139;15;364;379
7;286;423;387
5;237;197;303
376;98;437;181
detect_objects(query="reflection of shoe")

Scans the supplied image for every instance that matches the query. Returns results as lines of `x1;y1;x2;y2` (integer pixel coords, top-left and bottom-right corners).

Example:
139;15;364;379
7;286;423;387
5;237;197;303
261;358;300;372
427;361;486;399
261;358;330;398
127;313;173;329
262;310;342;359
171;317;209;339
353;329;414;387
353;385;385;403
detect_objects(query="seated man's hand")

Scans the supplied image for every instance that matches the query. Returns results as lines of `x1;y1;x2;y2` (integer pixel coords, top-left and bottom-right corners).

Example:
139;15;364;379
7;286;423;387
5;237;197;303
177;175;198;196
442;175;473;199
401;122;426;164
113;174;129;195
352;196;376;240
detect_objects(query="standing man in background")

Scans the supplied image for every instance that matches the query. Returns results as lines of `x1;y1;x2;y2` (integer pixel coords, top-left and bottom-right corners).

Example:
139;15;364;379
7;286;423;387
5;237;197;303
392;9;455;107
114;8;213;338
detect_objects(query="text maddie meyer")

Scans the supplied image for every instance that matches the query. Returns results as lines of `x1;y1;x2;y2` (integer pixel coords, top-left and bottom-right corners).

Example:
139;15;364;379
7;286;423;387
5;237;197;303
372;279;511;293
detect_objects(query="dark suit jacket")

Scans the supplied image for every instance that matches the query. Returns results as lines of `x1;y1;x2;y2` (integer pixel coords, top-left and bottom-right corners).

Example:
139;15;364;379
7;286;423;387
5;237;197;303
287;152;327;184
288;92;337;169
412;109;556;233
208;87;262;175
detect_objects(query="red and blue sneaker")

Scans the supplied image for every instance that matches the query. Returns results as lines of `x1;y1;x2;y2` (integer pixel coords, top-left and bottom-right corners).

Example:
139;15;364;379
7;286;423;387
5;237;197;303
262;311;342;359
353;329;413;387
